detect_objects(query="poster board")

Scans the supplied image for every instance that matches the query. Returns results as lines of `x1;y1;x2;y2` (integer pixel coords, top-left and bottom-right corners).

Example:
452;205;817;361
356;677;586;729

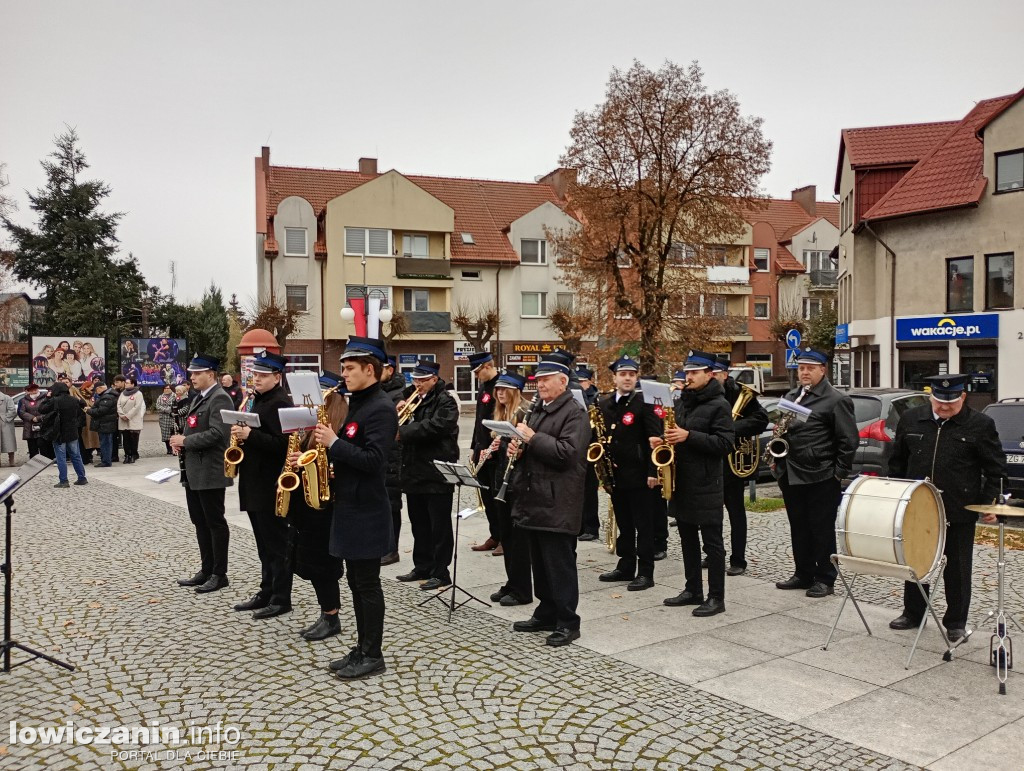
120;337;189;387
30;336;106;386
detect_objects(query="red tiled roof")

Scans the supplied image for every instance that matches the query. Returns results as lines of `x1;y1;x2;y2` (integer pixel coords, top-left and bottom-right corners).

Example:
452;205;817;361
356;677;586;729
740;199;839;243
264;165;569;265
833;121;958;194
775;245;804;273
863;94;1018;222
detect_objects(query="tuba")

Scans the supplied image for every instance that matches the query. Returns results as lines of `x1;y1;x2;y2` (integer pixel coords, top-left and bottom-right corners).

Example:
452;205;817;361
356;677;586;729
275;433;302;517
299;385;341;510
651;400;677;501
397;391;423;426
763;385;811;463
727;383;760;478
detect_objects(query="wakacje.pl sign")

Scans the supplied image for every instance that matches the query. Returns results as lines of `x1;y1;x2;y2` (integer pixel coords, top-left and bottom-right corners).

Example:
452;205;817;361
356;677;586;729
895;313;999;342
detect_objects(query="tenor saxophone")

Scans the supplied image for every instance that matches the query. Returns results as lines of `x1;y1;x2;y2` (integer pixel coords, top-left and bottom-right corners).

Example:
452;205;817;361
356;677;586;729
651;402;677;501
223;389;253;478
299;385;341;510
586;402;615;495
275;433;302;517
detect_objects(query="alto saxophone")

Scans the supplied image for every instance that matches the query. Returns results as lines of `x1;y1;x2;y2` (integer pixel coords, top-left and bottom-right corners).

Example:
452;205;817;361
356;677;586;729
275;433;302;517
298;385;341;510
223;389;253;478
586;402;615;495
763;385;811;463
727;383;760;478
651;401;677;501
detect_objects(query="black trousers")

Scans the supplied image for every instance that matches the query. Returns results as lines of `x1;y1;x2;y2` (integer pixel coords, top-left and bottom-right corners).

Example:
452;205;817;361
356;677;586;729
122;430;140;459
527;530;580;631
611;487;656;579
184;485;229;577
497;497;532;601
407;491;454;581
247;505;293;606
724;474;748;568
26;437;41;458
904;520;976;629
680;518;725;600
653;495;669;552
779;476;841;586
311;575;341;613
481;485;500;542
580;464;600;537
386;487;402;553
346;558;385;658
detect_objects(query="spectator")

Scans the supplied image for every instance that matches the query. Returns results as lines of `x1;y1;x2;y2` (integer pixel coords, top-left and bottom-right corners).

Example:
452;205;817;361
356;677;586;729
0;389;16;467
220;372;245;409
75;382;99;465
40;381;88;488
156;384;176;455
171;384;192;434
117;376;145;464
18;384;48;459
87;381;119;467
110;375;126;462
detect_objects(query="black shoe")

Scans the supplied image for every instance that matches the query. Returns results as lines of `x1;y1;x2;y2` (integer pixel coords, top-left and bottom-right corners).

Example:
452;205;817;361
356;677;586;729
396;570;427;582
53;482;69;489
252;604;292;619
329;647;361;672
500;593;530;606
545;628;580;647
176;572;208;587
490;589;507;602
512;617;557;633
693;597;725;617
97;462;112;467
195;575;229;594
420;577;451;591
653;551;667;561
726;565;747;576
627;576;654;592
700;557;708;568
380;551;400;566
302;613;341;641
946;627;967;642
334;655;386;680
889;614;922;631
578;533;598;542
776;574;813;590
599;568;634;582
664;590;704;607
299;614;321;636
233;594;269;612
74;478;88;486
805;582;834;598
124;457;135;464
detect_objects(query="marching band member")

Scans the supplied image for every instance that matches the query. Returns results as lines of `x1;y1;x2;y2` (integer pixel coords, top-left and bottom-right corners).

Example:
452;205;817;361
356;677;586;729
596;357;663;591
380;356;405;566
661;352;735;617
394;359;460;591
170;354;234;594
639;375;670;559
468;350;502;554
773;348;858;598
576;366;602;542
887;374;1006;642
231;351;293;619
509;354;590;647
314;336;397;680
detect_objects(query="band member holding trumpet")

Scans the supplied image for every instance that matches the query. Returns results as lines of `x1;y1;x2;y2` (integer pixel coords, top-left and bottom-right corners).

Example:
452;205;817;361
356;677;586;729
596;357;662;591
712;355;768;576
170;354;234;594
313;336;397;681
660;352;735;617
468;350;502;554
395;359;460;591
231;351;293;619
773;348;857;598
576;366;602;542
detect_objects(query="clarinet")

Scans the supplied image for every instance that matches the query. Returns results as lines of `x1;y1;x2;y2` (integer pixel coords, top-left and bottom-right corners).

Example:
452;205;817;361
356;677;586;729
494;398;537;504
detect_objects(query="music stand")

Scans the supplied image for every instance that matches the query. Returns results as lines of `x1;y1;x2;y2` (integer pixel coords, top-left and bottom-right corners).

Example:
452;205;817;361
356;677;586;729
417;461;491;622
2;455;75;673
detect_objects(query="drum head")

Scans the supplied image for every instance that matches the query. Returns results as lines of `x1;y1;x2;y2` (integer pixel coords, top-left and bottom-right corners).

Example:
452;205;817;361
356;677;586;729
902;482;944;578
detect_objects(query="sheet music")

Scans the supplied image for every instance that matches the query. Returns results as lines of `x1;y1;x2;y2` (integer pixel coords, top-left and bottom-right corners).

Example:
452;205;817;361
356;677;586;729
219;410;262;428
287;371;323;407
482;420;528;441
777;398;812;423
279;406;318;432
145;468;180;484
640;381;673;406
0;473;20;499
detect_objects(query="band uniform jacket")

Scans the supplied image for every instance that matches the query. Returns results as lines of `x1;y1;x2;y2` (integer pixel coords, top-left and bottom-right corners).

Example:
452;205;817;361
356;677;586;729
471;372;498;463
770;378;858;486
327;382;398;561
670;378;735;525
236;384;291;513
722;376;769;479
889;404;1007;525
381;374;406;506
398;379;459;495
511;390;590;535
598;390;661;491
180;384;235;491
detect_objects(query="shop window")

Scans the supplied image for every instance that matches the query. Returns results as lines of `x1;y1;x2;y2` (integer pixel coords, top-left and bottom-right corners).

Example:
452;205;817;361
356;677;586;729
946;256;973;312
985;253;1014;310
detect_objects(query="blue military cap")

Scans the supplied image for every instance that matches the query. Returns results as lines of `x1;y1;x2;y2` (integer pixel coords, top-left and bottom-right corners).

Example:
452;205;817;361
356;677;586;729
535;354;571;378
608;356;640;373
683;350;717;371
340;335;388;363
319;370;344;389
187;353;221;372
386;356;397;369
495;372;526;391
924;374;970;402
251;351;287;374
467;351;493;369
575;366;594;381
672;370;687;382
713;354;731;372
411;359;441;379
795;347;828;365
550;348;576;366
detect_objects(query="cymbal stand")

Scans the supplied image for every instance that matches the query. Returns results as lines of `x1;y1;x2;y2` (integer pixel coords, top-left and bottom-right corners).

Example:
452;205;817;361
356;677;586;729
985;515;1023;695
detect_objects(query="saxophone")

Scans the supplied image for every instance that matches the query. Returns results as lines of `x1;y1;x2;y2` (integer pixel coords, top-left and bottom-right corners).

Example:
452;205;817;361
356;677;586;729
727;383;760;478
586;402;615;495
275;433;302;517
763;385;811;463
298;385;341;510
651;400;677;501
223;389;253;478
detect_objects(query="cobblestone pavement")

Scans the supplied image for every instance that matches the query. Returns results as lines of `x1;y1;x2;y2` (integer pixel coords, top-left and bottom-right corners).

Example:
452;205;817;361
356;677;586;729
0;474;916;770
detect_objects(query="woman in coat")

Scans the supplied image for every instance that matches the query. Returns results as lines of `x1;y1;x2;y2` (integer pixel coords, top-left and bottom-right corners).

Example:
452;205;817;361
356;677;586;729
18;385;49;459
117;378;145;463
77;383;100;465
156;384;176;455
0;390;17;466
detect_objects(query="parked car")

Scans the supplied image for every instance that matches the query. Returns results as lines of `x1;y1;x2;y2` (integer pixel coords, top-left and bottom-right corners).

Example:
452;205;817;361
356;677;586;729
982;399;1024;498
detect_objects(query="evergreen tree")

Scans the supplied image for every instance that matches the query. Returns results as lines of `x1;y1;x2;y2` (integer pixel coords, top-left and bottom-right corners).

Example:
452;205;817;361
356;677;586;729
194;283;228;365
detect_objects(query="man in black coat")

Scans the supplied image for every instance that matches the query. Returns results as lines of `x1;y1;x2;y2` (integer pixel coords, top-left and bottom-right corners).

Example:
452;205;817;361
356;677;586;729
712;355;769;576
86;381;119;467
887;374;1007;641
395;359;460;591
509;355;591;646
773;347;858;598
576;366;602;542
379;356;405;566
220;373;246;410
40;381;88;488
468;350;502;553
230;352;293;618
596;357;662;591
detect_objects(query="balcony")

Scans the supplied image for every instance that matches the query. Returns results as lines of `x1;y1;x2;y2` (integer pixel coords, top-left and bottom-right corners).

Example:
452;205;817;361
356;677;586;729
396;257;451;279
403;311;451;333
707;265;749;284
809;269;838;288
711;315;750;339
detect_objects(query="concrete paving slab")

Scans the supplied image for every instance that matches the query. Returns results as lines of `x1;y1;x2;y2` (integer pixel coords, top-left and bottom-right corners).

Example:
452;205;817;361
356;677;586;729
728;581;829;614
928;716;1024;770
613;633;776;685
574;586;668;621
889;657;1024;718
707;610;854;657
786;633;944;686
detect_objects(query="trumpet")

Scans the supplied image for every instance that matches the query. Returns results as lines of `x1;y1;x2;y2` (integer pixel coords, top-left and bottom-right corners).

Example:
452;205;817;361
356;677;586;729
763;385;811;462
651;401;677;501
727;383;760;478
397;391;423;426
299;385;341;510
223;389;253;478
275;433;302;516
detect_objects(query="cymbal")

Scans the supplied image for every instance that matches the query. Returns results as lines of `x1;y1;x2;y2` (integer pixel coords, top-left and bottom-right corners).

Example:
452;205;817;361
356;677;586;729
966;503;1024;518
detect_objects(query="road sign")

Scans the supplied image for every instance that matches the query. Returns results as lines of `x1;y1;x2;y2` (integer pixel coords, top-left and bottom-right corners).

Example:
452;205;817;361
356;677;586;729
785;349;799;369
785;329;802;350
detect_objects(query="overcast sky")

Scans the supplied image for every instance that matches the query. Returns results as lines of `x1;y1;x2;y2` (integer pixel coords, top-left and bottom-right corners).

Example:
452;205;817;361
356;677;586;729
2;0;1020;304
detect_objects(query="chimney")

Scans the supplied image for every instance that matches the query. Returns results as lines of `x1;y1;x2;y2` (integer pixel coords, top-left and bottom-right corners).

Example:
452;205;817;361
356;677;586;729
791;185;816;217
261;146;270;173
359;157;378;176
537;167;578;200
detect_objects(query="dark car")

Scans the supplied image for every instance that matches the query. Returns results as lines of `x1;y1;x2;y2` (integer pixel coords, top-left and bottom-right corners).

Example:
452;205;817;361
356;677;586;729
982;399;1024;498
847;388;931;478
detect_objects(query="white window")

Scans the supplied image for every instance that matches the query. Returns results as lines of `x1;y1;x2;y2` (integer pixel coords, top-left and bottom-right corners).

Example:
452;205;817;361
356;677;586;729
555;293;574;312
461;233;475;244
707;295;727;316
753;248;770;272
803;297;823;319
284;354;321;374
753;296;769;319
996;150;1024;192
460;270;481;280
705;246;728;266
344;227;392;256
803;250;833;271
520;239;547;265
401;234;429;257
668;243;696;266
521;292;547;317
284;228;308;257
285;285;308;312
403;289;429;312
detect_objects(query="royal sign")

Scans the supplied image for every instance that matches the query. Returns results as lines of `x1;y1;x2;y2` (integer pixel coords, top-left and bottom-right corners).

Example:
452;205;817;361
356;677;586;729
895;313;999;342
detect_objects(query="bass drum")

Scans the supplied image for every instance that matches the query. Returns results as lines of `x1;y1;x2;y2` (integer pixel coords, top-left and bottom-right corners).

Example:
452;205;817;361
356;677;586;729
836;476;946;579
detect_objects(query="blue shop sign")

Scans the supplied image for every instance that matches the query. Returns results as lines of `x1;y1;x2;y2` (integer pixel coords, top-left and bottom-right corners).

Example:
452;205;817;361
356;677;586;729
835;324;849;345
895;313;999;342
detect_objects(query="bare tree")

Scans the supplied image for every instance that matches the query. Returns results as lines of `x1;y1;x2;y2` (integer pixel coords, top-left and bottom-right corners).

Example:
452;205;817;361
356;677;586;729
451;302;502;352
245;290;303;349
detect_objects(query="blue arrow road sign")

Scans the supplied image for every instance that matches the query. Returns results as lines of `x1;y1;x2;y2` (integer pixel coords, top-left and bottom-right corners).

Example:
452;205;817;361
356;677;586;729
786;329;802;350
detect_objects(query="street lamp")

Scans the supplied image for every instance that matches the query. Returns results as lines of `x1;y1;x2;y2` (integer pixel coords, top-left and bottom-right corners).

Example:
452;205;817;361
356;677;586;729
341;286;392;338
